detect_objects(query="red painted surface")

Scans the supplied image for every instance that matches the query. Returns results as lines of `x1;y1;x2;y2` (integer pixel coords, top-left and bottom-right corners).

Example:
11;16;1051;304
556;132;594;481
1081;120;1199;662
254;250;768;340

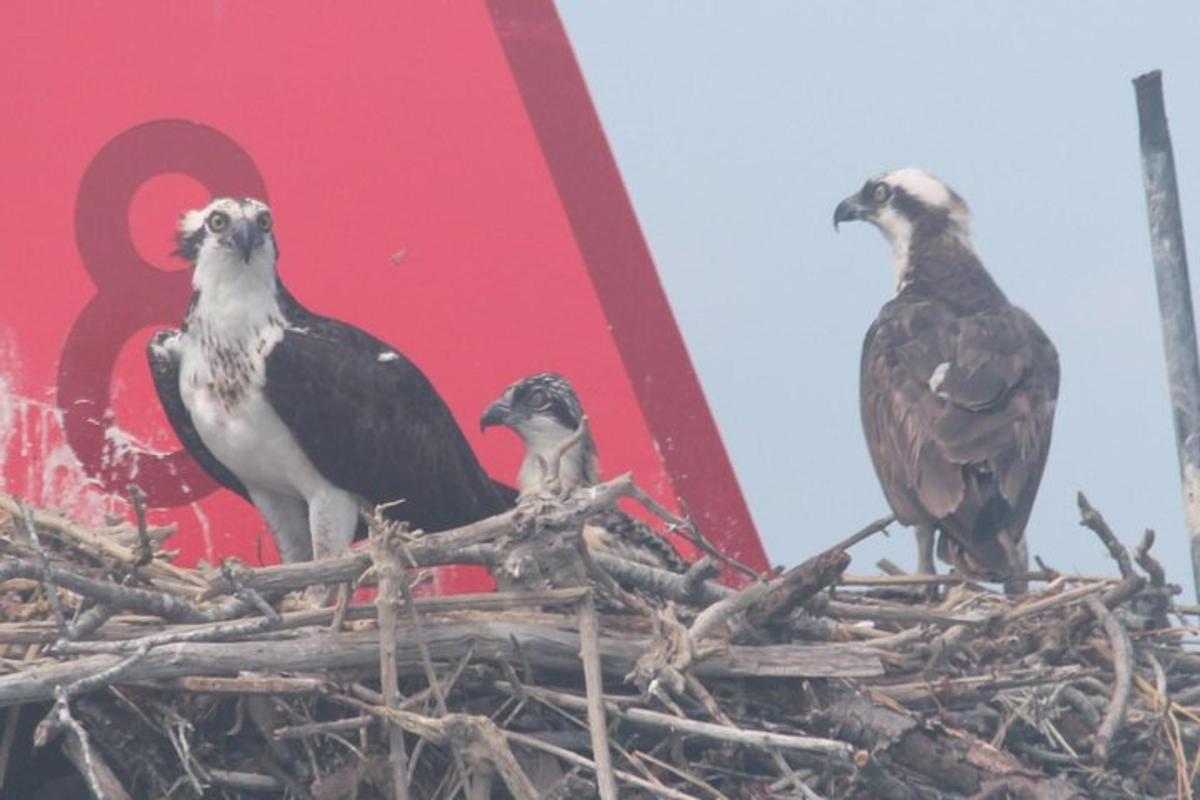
0;1;768;587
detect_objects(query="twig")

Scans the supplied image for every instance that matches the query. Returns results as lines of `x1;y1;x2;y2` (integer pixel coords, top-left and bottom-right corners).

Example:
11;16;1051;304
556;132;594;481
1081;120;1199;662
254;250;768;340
55;691;133;800
689;578;772;644
371;517;411;800
0;495;196;589
1136;529;1167;587
578;592;618;800
593;552;730;606
634;749;730;799
747;548;850;627
497;682;853;758
0;556;251;624
504;729;697;800
653;496;765;583
1085;593;1133;764
273;715;373;740
1078;492;1135;579
832;514;896;552
126;485;154;570
35;686;129;799
207;769;283;792
219;561;280;624
16;500;69;637
338;699;539;800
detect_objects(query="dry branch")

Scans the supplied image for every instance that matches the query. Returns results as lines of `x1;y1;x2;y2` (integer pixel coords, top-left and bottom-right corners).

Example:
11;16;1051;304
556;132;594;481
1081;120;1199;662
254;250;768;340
0;486;1191;798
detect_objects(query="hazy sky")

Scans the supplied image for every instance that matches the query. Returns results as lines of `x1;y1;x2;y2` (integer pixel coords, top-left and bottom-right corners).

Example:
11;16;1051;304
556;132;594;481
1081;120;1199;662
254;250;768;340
558;2;1200;590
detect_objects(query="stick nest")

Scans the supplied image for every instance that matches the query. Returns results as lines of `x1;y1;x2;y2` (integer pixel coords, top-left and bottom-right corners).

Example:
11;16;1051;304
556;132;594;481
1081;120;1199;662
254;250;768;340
0;482;1195;799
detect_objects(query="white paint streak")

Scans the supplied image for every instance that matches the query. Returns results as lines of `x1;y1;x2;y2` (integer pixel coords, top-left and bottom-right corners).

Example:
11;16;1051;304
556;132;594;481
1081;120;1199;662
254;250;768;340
377;351;399;362
0;333;212;550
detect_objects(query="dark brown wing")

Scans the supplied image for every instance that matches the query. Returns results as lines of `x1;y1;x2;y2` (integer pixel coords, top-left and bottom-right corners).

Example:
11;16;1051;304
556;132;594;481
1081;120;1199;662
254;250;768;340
860;296;1059;576
263;294;515;534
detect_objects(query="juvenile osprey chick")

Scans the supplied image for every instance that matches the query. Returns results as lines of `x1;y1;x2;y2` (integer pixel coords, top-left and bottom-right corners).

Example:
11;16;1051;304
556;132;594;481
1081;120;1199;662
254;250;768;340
834;169;1059;583
148;197;514;563
481;373;686;573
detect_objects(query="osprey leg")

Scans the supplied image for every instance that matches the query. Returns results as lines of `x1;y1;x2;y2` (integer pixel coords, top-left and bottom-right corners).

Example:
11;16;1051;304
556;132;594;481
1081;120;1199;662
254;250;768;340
308;488;362;561
915;523;936;576
249;489;312;563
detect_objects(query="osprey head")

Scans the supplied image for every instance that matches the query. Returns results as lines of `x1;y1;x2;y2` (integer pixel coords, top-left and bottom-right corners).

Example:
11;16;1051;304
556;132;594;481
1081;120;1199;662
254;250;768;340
480;372;583;440
176;197;277;265
833;168;970;242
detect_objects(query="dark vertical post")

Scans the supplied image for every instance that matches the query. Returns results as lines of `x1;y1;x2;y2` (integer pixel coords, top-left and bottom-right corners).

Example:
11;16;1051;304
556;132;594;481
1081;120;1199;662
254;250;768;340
1133;70;1200;600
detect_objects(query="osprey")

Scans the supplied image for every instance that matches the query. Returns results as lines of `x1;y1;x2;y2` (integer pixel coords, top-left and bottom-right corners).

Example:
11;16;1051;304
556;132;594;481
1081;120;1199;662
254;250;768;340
148;197;515;563
480;373;686;572
833;169;1059;582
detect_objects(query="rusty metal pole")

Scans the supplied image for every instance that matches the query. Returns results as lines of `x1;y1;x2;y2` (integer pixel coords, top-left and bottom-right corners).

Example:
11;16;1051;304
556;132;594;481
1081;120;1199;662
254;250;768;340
1133;70;1200;600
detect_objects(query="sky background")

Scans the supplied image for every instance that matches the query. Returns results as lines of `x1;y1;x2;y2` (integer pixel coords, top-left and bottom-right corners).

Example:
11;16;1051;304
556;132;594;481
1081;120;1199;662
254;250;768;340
557;2;1200;589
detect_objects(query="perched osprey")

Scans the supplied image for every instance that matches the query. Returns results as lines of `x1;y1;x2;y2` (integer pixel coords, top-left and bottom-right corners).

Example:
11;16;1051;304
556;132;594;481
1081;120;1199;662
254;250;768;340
480;373;686;573
148;197;515;563
833;169;1059;582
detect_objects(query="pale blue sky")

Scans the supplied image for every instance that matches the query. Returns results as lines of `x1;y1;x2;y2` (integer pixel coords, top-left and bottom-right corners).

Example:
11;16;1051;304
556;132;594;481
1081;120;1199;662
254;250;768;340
558;2;1200;587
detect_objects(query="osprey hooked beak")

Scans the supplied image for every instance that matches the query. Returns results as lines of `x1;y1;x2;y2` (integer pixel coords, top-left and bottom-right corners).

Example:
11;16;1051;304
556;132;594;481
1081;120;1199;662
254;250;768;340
480;395;516;432
229;217;264;263
832;196;865;231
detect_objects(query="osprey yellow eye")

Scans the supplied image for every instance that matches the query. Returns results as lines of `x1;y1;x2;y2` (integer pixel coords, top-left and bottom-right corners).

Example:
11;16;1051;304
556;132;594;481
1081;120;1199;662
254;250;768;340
257;212;273;232
527;389;549;408
873;183;891;203
207;211;230;233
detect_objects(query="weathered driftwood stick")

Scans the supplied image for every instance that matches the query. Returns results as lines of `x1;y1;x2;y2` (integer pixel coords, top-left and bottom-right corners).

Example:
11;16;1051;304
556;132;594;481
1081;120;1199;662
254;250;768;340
16;500;69;637
1135;528;1167;587
152;675;329;695
25;588;587;651
505;682;853;758
503;729;697;800
1077;492;1136;579
820;599;984;627
1085;593;1133;764
642;492;764;584
352;703;539;800
207;769;284;792
0;556;250;624
688;577;770;644
870;666;1097;704
828;693;1089;797
200;473;640;599
0;495;193;589
839;570;1067;587
577;593;618;800
592;552;729;606
831;514;895;552
34;686;124;800
1002;582;1109;624
371;519;412;800
747;548;850;627
60;715;133;800
0;621;883;707
273;715;373;740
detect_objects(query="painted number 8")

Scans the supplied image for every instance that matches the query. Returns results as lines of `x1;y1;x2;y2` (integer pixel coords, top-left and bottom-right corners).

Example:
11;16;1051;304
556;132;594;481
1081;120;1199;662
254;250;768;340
56;120;267;508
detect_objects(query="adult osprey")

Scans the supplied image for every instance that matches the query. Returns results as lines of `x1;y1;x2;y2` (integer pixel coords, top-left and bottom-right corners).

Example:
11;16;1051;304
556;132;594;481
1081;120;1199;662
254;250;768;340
480;373;686;572
148;197;515;563
833;169;1059;582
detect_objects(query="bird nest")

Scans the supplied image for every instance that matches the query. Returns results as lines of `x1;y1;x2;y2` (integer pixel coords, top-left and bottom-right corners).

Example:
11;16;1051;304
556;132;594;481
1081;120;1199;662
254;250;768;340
0;473;1195;799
